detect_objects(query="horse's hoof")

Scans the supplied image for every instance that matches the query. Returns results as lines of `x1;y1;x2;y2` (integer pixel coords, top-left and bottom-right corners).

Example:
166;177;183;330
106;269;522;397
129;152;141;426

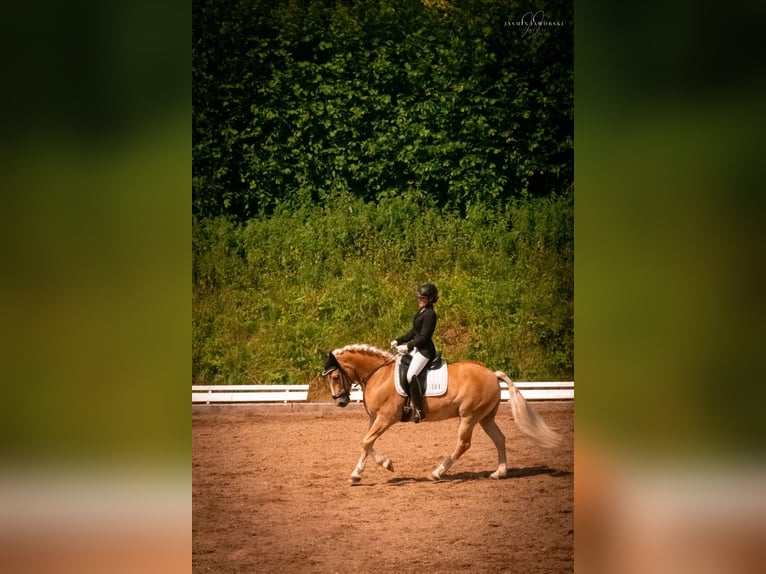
429;471;442;481
490;467;507;480
349;475;362;485
383;459;394;472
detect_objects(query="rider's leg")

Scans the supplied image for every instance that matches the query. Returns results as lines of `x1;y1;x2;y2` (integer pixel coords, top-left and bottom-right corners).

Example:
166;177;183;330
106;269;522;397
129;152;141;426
406;350;428;423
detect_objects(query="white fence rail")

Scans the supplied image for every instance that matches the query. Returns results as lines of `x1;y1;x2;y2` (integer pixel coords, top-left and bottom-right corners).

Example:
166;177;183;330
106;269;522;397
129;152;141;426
192;384;309;404
500;381;574;401
192;381;573;404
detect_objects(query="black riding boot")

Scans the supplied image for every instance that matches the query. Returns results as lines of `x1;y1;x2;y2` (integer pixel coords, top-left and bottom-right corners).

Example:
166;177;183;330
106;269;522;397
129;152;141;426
409;373;425;423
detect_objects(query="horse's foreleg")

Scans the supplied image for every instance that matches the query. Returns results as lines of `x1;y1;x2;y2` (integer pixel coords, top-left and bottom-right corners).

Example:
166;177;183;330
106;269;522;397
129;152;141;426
349;415;396;484
372;450;395;471
350;416;375;484
350;449;369;484
431;418;477;480
349;448;394;484
480;416;507;479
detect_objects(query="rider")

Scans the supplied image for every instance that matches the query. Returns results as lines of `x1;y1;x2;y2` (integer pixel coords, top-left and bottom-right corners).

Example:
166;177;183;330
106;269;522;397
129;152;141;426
390;283;438;423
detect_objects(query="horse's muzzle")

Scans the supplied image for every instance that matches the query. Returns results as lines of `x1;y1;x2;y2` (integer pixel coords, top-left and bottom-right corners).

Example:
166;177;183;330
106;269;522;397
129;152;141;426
332;388;350;407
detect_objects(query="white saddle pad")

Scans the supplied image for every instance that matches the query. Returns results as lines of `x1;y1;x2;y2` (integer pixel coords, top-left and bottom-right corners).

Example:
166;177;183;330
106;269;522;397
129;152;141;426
393;355;448;397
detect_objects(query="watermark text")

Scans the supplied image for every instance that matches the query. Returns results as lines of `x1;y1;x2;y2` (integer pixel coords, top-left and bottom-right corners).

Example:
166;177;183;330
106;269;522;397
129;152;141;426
505;11;565;37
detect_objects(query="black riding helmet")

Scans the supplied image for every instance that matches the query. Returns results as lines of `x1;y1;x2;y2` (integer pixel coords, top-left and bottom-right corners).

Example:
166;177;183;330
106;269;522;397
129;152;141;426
416;283;438;303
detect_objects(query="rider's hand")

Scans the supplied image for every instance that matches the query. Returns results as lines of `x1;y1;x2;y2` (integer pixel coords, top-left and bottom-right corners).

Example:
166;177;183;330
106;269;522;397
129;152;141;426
396;345;409;354
390;340;398;348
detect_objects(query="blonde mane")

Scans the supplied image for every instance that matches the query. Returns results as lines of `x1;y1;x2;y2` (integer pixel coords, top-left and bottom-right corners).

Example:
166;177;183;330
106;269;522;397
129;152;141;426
332;343;393;360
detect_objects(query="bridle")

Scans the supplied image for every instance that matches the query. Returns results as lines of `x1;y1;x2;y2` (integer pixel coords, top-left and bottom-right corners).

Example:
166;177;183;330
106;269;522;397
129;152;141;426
322;352;398;402
322;361;354;402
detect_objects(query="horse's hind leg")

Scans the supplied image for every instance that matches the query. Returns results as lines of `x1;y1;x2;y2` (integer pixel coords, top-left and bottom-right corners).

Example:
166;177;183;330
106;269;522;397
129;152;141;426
431;418;478;480
480;416;507;479
350;414;396;484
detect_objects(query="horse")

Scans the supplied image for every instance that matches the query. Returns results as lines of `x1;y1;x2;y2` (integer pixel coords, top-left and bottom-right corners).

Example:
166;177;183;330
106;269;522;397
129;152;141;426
322;344;561;484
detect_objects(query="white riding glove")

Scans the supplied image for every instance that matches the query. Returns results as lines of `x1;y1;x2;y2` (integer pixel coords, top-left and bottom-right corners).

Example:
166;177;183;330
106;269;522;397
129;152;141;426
390;340;398;348
396;344;409;354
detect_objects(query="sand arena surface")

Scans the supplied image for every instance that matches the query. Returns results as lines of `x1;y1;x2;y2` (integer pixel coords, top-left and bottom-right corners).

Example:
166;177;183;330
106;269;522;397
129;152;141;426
193;401;573;573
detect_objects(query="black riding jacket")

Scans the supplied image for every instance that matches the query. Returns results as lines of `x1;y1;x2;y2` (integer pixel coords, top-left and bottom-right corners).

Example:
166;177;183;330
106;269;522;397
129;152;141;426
396;305;437;359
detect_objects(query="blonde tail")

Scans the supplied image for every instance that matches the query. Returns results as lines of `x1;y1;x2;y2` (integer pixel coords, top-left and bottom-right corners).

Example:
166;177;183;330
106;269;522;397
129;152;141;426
496;371;561;449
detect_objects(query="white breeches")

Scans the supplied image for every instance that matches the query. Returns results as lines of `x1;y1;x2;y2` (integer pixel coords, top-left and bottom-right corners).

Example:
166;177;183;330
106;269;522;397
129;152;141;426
406;349;429;383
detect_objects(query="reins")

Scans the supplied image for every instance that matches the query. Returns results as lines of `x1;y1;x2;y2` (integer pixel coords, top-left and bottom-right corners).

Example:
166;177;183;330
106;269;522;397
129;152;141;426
358;352;398;385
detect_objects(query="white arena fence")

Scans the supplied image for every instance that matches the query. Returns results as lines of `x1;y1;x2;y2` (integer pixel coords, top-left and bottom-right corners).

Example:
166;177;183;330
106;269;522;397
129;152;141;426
192;381;573;404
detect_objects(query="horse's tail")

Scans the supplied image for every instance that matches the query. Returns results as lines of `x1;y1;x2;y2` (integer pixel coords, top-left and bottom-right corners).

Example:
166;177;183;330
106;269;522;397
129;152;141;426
496;371;561;449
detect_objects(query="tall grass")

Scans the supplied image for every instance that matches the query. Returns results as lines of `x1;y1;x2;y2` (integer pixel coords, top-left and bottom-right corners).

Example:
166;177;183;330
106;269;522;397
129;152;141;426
192;191;573;384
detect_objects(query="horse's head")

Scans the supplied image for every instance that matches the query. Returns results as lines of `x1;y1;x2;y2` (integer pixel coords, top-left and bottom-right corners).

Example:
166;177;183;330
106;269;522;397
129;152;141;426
322;344;395;407
322;352;351;407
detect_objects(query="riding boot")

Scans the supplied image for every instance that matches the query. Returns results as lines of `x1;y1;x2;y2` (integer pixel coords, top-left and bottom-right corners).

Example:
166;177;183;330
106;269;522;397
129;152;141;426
409;373;425;423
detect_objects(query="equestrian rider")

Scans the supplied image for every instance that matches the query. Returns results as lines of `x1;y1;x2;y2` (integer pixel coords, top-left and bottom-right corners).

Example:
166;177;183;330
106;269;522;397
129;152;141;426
390;283;438;423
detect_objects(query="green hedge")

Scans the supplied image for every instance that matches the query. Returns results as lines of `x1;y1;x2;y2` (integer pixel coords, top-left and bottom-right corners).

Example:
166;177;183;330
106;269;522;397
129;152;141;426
193;0;573;218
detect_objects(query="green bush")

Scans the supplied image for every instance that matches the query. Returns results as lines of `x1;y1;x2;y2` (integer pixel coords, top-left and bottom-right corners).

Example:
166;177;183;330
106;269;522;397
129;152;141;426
192;191;573;385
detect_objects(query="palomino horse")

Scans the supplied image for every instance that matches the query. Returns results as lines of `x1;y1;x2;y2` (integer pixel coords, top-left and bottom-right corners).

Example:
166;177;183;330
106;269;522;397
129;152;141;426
322;344;561;484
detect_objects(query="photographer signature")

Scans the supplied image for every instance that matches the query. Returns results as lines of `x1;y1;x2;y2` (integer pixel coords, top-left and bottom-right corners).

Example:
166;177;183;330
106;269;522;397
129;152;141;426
520;10;545;37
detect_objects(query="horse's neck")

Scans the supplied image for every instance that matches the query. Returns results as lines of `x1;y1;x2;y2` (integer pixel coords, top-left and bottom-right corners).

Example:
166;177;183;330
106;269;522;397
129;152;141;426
337;351;388;381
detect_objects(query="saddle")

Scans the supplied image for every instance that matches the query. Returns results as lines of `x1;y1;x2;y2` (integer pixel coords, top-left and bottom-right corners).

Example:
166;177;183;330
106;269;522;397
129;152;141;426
397;352;445;423
397;352;443;396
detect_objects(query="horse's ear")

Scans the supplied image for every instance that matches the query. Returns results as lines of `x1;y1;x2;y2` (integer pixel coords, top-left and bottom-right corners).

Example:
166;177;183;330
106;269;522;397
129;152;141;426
321;352;341;376
317;349;331;367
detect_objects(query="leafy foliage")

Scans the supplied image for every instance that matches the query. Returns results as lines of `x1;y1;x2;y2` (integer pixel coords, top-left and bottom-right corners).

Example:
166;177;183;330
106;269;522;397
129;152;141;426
193;0;573;218
193;191;573;384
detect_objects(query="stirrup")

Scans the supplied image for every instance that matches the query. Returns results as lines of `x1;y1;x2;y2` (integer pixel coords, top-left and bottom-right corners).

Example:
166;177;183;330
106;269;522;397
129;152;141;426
412;409;423;424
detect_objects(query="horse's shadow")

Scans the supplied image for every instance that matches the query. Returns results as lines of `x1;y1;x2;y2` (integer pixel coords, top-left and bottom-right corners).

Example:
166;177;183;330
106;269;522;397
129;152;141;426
385;466;570;485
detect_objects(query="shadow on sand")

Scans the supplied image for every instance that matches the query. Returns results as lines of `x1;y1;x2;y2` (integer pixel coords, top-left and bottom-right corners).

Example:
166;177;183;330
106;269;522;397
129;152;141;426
383;466;571;485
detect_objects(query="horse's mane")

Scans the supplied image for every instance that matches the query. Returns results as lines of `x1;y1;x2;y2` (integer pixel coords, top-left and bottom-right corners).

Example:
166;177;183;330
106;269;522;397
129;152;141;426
332;343;393;360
